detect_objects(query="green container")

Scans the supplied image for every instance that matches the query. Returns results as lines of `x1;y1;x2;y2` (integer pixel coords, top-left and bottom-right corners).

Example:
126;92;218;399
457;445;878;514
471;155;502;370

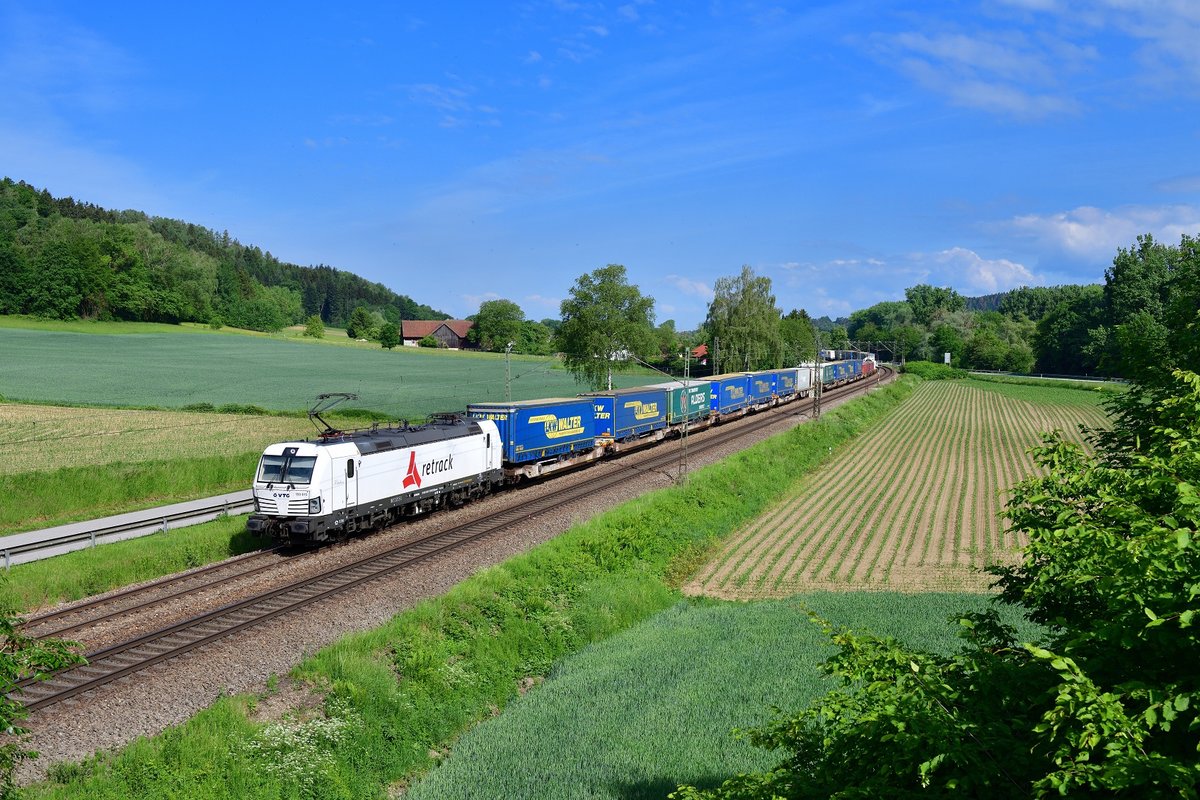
647;381;712;425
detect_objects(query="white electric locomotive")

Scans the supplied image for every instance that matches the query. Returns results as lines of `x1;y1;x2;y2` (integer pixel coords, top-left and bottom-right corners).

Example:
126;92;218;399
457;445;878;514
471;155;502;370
247;396;503;544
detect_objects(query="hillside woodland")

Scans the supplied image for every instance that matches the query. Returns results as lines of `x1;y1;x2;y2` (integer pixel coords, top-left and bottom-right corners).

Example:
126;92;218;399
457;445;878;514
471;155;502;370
0;179;445;333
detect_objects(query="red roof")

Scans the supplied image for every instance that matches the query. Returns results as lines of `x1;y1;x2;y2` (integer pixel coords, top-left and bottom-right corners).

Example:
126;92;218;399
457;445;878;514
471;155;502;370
691;344;709;358
401;320;474;339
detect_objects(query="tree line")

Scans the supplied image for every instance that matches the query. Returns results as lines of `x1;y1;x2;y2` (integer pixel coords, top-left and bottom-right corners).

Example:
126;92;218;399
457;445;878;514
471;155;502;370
471;232;1197;389
0;178;446;332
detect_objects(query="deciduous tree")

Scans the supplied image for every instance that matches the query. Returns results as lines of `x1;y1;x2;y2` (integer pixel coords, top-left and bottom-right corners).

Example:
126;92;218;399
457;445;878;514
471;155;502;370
556;264;656;390
473;299;525;351
378;322;400;349
704;265;783;371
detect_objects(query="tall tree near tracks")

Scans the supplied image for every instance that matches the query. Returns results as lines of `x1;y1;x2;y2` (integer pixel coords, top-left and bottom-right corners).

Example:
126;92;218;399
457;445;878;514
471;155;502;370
705;265;783;371
556;264;655;390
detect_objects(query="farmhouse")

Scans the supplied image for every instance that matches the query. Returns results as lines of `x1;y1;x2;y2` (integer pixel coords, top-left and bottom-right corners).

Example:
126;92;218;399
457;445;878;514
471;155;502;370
401;320;475;349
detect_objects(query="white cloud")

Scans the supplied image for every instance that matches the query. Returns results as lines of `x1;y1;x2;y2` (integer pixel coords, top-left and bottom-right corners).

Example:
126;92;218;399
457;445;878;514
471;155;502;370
663;274;714;300
1006;204;1200;260
928;247;1038;293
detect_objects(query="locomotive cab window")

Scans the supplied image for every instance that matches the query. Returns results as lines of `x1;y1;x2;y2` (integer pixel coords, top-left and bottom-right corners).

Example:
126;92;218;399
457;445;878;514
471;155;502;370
258;454;317;484
347;460;355;478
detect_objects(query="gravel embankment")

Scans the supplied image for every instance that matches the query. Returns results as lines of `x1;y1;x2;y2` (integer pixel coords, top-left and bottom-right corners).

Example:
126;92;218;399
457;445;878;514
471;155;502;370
18;380;885;783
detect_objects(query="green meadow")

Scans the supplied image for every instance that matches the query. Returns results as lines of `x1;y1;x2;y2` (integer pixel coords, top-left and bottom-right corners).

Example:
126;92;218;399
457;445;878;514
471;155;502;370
0;319;650;418
404;593;1036;800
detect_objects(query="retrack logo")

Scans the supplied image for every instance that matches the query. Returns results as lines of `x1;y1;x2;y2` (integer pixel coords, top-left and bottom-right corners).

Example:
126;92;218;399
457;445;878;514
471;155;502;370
403;451;422;489
403;451;456;490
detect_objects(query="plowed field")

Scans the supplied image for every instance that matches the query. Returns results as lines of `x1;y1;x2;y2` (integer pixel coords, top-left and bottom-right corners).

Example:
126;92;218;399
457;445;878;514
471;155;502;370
685;380;1112;596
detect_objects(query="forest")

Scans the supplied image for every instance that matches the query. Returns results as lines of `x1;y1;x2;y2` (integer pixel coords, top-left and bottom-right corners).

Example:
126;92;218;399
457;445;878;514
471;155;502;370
0;178;446;332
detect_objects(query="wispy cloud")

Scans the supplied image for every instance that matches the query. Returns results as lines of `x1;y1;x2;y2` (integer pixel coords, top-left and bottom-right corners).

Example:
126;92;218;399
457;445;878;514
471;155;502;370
663;274;714;300
462;291;502;308
523;293;563;312
0;8;138;118
868;28;1090;118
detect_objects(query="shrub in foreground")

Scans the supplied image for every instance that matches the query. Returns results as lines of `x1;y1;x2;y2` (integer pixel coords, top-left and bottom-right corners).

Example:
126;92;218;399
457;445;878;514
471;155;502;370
674;370;1200;799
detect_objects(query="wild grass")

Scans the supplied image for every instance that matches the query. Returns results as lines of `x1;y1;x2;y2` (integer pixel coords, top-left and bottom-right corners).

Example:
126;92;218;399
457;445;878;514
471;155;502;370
0;404;318;477
0;453;260;535
22;377;916;800
0;515;267;613
405;593;1038;800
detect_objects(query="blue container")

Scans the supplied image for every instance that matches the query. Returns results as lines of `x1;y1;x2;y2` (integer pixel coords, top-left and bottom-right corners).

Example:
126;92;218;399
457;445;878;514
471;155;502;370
775;368;800;398
745;371;775;405
466;398;595;464
581;386;669;441
707;373;752;414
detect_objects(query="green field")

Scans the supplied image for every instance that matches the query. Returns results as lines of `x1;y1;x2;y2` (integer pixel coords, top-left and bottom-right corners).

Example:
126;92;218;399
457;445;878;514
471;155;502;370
0;321;651;417
405;593;1037;800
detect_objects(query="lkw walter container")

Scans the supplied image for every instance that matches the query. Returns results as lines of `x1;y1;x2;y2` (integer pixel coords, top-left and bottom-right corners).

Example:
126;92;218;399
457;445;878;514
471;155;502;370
581;386;669;442
466;398;595;464
745;371;775;406
707;373;752;416
774;368;802;399
646;380;711;426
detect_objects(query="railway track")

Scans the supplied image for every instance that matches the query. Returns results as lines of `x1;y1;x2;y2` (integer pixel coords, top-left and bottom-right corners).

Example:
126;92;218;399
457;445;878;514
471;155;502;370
16;369;887;712
20;546;288;640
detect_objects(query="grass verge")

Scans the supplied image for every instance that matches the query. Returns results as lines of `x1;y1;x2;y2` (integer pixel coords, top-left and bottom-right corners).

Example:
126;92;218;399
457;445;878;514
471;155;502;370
0;454;260;536
1;515;268;613
25;377;916;799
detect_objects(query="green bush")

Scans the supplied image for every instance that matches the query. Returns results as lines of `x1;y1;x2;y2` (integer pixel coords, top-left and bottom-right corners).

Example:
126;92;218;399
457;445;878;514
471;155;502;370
418;335;439;348
901;360;967;380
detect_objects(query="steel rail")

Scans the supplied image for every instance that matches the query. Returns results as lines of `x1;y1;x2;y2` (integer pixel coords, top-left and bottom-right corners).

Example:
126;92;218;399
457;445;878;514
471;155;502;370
16;368;888;711
22;546;288;640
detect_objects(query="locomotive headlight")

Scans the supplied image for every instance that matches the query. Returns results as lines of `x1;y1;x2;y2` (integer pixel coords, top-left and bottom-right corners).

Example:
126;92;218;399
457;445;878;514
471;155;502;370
309;497;322;513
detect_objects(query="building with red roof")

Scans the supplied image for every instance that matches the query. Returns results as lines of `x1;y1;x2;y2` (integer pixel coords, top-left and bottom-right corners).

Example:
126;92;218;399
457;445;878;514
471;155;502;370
401;320;475;349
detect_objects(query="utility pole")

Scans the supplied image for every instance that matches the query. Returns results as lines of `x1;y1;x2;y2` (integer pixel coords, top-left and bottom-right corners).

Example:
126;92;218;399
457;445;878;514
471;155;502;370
505;341;513;402
713;336;720;376
679;348;690;484
812;327;823;420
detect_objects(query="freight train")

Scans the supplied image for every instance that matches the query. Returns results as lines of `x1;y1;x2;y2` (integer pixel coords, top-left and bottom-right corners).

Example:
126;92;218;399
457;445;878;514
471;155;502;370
247;354;876;544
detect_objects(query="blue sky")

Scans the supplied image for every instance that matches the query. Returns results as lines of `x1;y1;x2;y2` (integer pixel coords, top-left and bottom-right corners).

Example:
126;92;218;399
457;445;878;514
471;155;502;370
2;1;1198;329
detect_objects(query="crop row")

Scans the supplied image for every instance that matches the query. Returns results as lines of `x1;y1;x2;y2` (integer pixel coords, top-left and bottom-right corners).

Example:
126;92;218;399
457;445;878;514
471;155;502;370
687;380;1111;597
